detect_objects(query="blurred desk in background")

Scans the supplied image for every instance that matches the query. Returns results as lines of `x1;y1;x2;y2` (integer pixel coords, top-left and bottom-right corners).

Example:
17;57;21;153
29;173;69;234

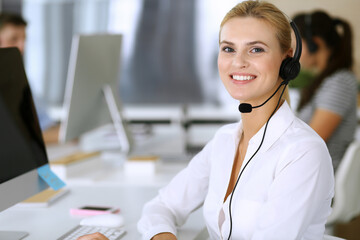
123;104;184;125
185;104;240;152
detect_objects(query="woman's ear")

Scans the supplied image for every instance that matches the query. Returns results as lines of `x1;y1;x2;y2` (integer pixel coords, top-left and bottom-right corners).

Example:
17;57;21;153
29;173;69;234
283;48;294;60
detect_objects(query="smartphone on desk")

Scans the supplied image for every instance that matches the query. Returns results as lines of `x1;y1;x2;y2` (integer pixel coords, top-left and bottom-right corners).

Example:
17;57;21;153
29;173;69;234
70;205;120;216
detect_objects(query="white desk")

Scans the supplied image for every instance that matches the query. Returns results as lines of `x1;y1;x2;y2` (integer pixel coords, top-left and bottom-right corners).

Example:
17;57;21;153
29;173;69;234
46;141;191;187
0;138;205;239
0;185;205;240
1;119;226;239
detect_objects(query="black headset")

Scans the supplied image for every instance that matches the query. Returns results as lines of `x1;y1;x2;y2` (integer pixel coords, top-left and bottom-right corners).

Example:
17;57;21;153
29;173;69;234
304;14;319;54
279;21;302;83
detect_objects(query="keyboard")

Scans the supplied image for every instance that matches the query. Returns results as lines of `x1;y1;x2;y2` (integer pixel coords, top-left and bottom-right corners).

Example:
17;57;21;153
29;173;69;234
57;225;126;240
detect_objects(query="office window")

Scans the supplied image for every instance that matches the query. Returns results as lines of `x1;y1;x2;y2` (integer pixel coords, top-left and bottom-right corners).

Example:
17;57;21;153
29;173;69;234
23;0;239;109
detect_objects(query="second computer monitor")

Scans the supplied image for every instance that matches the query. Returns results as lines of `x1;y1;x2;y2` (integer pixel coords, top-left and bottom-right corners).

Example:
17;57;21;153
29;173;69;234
59;34;129;151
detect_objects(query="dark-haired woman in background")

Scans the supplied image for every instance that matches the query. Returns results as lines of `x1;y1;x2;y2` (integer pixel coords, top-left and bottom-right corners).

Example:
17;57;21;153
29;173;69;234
293;11;358;172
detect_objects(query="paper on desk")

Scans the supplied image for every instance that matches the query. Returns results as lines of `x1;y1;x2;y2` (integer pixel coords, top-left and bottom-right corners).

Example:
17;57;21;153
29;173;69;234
37;164;66;190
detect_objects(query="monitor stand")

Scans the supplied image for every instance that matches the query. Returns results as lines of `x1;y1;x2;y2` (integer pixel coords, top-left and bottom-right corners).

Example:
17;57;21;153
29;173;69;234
102;84;131;155
78;84;131;156
0;231;28;240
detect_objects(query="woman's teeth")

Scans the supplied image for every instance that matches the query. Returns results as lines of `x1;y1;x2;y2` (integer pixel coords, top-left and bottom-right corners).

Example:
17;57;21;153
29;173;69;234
232;75;255;81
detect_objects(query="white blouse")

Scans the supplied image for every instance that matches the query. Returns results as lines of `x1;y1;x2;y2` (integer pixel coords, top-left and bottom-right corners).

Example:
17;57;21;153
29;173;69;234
138;102;334;240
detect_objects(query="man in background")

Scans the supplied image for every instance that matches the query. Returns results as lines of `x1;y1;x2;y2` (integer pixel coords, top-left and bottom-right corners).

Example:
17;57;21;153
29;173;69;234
0;12;59;144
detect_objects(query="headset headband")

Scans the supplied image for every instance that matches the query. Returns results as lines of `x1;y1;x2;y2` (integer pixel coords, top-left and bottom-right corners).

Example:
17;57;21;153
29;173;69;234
290;21;302;63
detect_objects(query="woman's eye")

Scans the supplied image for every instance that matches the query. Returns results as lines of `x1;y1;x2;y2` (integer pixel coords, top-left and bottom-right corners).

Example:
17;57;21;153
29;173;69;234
250;47;264;53
222;47;235;53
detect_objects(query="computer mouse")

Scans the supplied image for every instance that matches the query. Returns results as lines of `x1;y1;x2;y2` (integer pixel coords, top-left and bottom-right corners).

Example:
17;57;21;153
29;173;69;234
80;214;125;228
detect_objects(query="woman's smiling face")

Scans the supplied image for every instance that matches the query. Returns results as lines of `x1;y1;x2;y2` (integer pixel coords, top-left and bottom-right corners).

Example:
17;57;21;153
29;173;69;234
218;17;287;105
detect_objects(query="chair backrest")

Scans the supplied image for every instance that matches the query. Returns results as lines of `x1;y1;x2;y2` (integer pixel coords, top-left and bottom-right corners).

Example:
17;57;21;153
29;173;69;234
323;234;345;240
327;141;360;224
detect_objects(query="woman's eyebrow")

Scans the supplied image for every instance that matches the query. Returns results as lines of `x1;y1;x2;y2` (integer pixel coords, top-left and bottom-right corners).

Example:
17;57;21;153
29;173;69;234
219;40;235;46
219;40;269;47
246;40;269;47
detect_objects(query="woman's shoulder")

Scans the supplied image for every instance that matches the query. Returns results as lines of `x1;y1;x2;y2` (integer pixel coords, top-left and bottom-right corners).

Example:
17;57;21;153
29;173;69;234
325;69;358;87
283;117;328;152
275;118;331;169
317;69;358;106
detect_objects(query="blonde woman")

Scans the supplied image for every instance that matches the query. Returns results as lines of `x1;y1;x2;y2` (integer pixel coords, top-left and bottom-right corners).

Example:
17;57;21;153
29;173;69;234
79;1;334;240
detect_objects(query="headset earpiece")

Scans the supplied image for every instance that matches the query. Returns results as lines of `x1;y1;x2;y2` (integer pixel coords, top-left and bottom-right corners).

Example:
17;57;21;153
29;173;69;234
279;21;302;83
279;57;301;82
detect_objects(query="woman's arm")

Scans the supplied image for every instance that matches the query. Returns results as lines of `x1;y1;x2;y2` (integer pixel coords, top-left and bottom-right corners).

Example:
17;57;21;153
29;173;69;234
308;108;342;141
137;139;213;240
151;232;177;240
77;232;108;240
307;71;357;142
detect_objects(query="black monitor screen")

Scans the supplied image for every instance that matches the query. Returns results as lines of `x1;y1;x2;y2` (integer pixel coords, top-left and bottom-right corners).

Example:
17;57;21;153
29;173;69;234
0;48;48;184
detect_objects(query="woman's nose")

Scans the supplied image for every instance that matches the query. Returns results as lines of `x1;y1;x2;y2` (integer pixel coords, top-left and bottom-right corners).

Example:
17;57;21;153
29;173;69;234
233;53;249;68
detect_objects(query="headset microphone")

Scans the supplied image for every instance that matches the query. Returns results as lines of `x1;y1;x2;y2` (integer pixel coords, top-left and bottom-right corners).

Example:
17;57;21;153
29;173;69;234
238;103;252;113
238;21;302;114
238;81;287;113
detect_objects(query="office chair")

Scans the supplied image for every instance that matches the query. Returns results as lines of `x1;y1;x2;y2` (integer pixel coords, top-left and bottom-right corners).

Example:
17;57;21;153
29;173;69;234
323;235;346;240
327;141;360;225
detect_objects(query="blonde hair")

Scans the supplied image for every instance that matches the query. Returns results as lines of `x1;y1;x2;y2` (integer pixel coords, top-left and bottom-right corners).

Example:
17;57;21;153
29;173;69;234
219;0;292;103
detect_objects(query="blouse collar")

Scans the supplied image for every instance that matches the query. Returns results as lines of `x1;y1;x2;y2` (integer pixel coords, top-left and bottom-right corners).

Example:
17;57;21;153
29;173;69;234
236;102;295;153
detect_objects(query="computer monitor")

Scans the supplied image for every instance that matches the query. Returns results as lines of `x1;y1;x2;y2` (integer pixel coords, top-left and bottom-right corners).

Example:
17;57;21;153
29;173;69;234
59;34;131;153
0;48;50;239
